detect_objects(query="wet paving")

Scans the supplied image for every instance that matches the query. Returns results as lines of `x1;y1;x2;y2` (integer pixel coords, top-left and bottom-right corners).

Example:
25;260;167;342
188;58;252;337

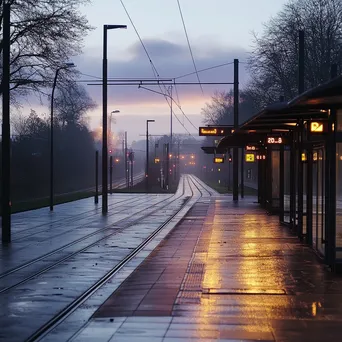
68;196;342;342
0;175;207;342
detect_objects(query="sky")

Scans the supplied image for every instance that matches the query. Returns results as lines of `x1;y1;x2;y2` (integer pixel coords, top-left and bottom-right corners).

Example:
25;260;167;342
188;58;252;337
67;0;288;143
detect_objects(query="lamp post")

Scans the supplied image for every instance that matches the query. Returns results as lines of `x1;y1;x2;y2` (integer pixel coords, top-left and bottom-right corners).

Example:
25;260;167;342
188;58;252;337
102;24;127;214
2;1;11;243
139;86;173;155
146;120;155;192
50;62;75;212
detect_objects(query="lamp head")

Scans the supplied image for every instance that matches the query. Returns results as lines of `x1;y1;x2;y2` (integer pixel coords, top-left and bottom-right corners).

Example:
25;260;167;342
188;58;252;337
111;110;120;114
106;24;127;30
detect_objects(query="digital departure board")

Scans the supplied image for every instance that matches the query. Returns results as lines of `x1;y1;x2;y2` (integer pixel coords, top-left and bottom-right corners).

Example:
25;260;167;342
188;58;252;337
199;126;233;136
266;136;284;144
213;157;224;163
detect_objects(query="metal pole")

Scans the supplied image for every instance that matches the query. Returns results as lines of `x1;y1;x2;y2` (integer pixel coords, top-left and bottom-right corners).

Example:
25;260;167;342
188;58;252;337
95;151;99;204
131;152;134;187
170;85;173;153
2;2;11;244
240;148;244;198
49;68;60;212
166;143;170;189
125;131;128;188
102;25;108;214
233;59;239;201
109;155;113;194
298;30;305;94
146;122;149;192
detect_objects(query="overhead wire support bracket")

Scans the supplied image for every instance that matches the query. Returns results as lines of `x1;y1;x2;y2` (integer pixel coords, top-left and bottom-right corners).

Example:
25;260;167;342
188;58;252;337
87;82;234;86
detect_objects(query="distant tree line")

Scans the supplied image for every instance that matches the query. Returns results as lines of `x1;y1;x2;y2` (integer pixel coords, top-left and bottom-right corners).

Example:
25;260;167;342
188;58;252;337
0;1;99;205
202;0;342;125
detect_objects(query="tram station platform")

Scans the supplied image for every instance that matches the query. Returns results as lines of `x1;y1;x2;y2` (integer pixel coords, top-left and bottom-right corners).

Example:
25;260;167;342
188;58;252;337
67;196;342;342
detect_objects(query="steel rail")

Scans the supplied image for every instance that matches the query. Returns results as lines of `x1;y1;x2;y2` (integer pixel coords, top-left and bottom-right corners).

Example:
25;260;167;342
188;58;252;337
26;175;193;342
0;178;188;294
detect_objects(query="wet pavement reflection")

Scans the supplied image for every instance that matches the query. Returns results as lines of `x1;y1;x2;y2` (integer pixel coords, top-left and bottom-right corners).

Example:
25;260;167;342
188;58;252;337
90;197;342;341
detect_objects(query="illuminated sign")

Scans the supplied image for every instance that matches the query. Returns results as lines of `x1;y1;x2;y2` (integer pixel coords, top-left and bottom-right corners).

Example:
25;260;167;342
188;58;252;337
199;126;233;136
245;145;259;151
310;121;327;133
154;158;160;164
313;152;318;161
256;154;266;160
214;157;224;164
310;122;323;132
245;154;255;162
266;136;284;144
301;153;307;161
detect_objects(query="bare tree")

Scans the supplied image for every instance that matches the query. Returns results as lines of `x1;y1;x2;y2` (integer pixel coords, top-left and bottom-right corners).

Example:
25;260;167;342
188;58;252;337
201;90;257;126
54;81;97;127
247;0;342;107
0;0;92;98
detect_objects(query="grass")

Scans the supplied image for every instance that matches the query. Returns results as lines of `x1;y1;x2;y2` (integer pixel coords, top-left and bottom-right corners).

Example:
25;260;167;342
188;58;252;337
10;190;97;214
7;178;179;214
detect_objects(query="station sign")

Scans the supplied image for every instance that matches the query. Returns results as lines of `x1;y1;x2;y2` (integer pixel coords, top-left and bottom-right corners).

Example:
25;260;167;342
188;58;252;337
154;158;160;164
245;153;255;162
256;154;266;160
310;121;328;133
301;153;307;161
266;136;289;144
213;157;224;164
245;145;259;151
199;126;233;136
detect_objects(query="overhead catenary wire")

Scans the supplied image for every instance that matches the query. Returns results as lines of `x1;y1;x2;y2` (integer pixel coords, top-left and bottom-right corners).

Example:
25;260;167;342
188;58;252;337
139;85;198;131
175;61;235;79
176;0;203;94
120;0;197;138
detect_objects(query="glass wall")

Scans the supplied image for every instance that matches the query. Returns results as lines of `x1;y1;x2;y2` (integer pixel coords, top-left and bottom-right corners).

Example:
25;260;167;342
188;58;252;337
283;150;291;223
317;149;325;255
303;151;307;235
336;143;342;260
272;150;280;210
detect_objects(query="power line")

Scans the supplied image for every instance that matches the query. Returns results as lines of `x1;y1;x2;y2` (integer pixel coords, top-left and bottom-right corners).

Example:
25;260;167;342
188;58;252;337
120;0;198;138
139;85;198;132
119;0;160;78
176;0;203;94
79;72;101;80
175;61;235;79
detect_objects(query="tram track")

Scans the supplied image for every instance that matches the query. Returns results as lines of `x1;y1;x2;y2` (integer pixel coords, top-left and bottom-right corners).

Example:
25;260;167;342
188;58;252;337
6;173;146;240
9;195;151;243
0;177;188;294
0;175;215;342
24;175;199;341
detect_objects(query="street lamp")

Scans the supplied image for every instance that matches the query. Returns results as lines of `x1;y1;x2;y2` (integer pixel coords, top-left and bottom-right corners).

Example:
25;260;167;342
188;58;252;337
146;120;155;192
50;62;75;212
102;24;127;214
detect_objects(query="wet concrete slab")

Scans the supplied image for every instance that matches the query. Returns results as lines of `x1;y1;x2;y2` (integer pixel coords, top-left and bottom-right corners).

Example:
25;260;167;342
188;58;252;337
72;196;342;342
0;176;202;342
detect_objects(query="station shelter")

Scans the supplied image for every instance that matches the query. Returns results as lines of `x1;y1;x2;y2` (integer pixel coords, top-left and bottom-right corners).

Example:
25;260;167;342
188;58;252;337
216;76;342;272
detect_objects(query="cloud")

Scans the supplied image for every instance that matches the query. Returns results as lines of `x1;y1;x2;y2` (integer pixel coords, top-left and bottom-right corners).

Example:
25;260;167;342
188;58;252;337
75;38;250;107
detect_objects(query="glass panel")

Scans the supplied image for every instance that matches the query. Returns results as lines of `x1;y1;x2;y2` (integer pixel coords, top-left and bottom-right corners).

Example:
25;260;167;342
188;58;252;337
303;156;307;235
295;150;299;227
317;149;325;255
284;150;291;223
272;150;280;209
337;109;342;132
336;143;342;251
312;155;318;247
